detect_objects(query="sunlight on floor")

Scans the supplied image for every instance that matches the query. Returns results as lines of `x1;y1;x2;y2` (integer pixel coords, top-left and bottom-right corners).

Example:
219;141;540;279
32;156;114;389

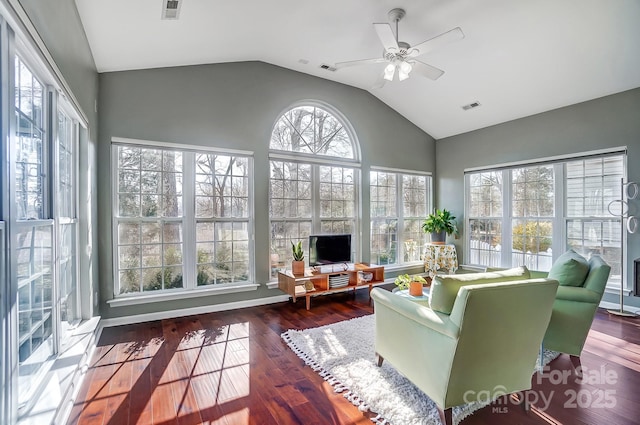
71;321;252;424
584;329;640;372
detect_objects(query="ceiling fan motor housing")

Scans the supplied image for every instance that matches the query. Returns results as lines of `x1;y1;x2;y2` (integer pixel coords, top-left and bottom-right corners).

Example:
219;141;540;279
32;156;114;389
384;41;411;62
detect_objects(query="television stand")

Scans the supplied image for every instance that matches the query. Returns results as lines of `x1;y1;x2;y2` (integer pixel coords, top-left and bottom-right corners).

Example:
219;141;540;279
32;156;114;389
277;263;384;310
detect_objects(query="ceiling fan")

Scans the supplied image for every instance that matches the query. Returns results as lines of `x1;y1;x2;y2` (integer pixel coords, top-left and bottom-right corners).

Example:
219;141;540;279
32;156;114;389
335;8;464;86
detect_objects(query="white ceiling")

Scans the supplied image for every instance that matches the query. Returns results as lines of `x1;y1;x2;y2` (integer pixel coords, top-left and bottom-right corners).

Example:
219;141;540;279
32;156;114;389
74;0;640;139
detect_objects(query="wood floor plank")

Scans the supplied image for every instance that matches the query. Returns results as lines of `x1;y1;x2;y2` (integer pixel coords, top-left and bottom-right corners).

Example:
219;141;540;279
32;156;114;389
70;285;640;425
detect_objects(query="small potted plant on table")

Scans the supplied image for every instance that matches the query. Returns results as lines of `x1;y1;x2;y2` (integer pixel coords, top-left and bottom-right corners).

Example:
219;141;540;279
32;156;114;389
394;274;428;297
422;209;458;245
291;240;305;275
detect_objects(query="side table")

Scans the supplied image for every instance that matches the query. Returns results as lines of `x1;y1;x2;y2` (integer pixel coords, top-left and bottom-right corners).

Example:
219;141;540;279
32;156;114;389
424;243;458;279
392;288;430;305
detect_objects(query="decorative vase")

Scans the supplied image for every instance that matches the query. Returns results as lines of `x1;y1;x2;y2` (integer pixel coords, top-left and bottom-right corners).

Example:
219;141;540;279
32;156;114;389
292;260;305;275
430;230;446;245
409;281;424;296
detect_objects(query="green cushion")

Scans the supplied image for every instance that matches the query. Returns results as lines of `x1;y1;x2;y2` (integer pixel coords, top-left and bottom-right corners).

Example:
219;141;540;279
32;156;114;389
547;249;589;287
429;266;530;314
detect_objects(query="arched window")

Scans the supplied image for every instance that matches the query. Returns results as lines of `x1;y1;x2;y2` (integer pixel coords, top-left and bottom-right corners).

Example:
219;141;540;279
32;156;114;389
270;104;357;159
269;103;360;278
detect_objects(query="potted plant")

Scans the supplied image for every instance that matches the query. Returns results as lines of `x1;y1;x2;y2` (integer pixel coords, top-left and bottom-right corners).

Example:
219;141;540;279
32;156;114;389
394;274;428;296
291;240;305;275
422;209;458;245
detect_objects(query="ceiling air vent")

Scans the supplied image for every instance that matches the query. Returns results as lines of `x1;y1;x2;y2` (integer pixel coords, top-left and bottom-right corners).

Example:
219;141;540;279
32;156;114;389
161;0;182;20
462;101;481;111
319;64;337;72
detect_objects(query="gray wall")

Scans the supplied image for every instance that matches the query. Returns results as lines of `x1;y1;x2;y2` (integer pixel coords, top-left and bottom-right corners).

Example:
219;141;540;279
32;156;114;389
18;0;100;317
98;62;435;319
435;87;640;307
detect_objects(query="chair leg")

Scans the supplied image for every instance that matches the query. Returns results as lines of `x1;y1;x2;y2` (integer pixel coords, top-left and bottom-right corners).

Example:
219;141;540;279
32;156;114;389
376;353;384;367
570;355;582;377
437;407;453;425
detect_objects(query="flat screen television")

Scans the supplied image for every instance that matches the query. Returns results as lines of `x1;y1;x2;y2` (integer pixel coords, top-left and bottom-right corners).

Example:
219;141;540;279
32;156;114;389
308;234;352;266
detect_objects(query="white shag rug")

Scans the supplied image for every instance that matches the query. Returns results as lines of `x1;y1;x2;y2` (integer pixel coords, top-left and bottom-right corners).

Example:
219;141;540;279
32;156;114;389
281;314;559;425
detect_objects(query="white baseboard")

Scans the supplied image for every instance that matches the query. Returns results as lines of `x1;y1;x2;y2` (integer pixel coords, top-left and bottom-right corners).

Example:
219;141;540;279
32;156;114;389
100;294;291;328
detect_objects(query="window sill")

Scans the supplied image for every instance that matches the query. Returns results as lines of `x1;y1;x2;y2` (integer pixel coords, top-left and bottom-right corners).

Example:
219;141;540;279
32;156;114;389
107;283;260;307
381;262;424;273
604;285;634;297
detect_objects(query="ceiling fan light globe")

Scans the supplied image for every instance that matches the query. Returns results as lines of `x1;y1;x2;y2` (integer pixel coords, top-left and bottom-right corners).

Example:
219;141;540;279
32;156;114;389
398;70;410;81
399;61;412;74
383;63;396;81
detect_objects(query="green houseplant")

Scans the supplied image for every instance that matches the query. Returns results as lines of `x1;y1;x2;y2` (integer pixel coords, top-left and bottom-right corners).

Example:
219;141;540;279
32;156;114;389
422;209;458;244
394;274;428;296
291;240;305;275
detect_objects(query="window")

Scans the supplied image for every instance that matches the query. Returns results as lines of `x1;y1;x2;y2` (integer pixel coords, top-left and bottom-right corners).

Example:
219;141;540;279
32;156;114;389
566;157;623;282
270;105;355;159
56;110;80;349
466;153;624;285
11;54;83;410
468;171;502;267
370;170;431;266
269;104;358;277
511;165;554;270
115;146;185;293
14;56;54;405
195;154;250;285
113;143;253;295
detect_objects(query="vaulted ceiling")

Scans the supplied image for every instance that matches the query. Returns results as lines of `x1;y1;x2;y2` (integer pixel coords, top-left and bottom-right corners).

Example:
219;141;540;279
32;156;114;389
75;0;640;139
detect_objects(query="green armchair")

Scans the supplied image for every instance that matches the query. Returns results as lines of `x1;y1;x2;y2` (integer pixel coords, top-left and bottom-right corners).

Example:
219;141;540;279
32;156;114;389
371;275;558;424
537;254;611;371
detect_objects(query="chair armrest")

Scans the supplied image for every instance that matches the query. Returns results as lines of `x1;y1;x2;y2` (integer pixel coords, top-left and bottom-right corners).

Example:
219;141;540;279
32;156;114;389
371;288;459;339
529;270;549;279
555;285;601;304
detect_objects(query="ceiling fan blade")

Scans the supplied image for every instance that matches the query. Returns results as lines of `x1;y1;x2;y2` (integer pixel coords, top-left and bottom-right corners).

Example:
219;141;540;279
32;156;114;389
408;27;464;57
411;60;445;80
335;57;387;69
373;23;399;52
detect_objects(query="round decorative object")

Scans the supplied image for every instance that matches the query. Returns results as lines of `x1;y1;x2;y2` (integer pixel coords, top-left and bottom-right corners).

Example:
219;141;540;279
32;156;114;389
626;181;639;200
627;216;638;234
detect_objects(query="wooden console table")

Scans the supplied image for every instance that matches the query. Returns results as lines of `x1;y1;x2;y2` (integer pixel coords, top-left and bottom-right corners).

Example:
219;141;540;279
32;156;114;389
278;263;384;310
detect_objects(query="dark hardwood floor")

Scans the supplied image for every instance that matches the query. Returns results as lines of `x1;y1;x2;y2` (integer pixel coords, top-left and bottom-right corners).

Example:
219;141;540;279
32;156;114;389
68;285;640;425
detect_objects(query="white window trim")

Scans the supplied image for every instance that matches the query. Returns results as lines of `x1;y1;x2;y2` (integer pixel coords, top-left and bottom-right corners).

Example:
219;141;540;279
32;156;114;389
107;282;260;307
111;139;256;298
463;146;627;173
112;136;254;156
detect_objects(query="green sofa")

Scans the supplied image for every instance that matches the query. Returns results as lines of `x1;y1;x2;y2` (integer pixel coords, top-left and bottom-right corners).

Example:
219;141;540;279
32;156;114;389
371;269;558;424
536;254;611;371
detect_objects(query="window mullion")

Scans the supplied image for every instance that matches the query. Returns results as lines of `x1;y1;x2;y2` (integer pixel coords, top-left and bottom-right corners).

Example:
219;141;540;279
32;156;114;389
396;175;404;264
312;165;320;232
183;152;196;289
554;163;565;261
502;169;512;267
